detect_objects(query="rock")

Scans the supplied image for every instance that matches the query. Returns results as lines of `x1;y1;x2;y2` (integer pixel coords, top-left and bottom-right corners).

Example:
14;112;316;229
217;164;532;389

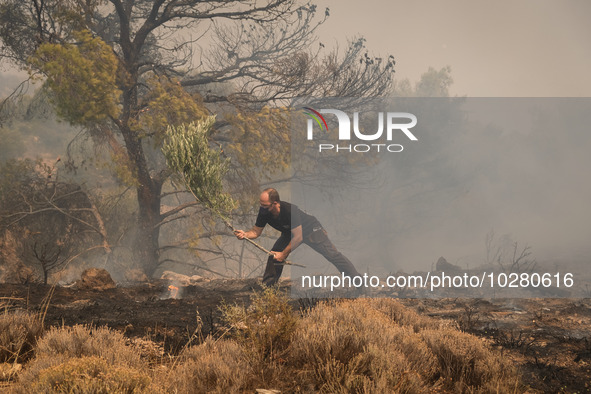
161;271;205;286
161;271;192;286
435;256;461;272
76;268;116;290
125;269;149;283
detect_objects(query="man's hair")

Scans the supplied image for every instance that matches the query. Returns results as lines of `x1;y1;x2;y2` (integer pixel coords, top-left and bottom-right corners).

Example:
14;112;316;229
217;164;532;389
263;188;280;203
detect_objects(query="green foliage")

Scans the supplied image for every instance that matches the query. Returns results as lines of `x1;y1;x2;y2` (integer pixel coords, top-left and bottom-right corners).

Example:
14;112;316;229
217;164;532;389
29;29;121;126
135;75;209;145
225;107;291;181
162;117;236;216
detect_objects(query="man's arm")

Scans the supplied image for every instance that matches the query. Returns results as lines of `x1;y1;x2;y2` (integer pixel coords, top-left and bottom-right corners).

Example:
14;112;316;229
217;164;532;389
273;225;303;262
234;226;263;240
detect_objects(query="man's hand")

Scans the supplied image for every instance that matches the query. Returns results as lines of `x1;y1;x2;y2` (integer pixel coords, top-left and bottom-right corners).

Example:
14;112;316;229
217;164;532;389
234;230;246;239
272;251;287;262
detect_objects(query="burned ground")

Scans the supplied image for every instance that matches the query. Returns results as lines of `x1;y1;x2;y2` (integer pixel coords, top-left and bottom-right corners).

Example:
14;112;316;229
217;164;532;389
399;297;591;393
1;280;590;392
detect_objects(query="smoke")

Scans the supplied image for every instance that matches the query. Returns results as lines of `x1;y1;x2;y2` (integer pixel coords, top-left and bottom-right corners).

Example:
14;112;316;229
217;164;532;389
291;98;591;285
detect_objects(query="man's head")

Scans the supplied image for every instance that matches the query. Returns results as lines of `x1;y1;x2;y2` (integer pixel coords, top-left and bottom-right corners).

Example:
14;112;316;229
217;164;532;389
260;188;280;214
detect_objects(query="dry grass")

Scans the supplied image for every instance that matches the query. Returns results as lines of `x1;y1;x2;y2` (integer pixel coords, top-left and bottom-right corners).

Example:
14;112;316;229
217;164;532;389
289;298;522;393
28;356;151;393
0;310;43;364
220;286;298;360
420;328;522;392
17;324;145;391
164;337;250;393
364;298;445;331
218;286;299;390
7;292;524;393
34;325;142;366
289;300;435;392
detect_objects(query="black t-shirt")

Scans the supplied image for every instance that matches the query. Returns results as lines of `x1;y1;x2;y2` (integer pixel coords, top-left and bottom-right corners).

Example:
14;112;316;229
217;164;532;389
255;201;319;237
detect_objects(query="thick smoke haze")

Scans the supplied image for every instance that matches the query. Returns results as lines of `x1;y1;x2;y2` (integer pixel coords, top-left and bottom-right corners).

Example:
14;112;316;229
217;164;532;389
314;0;591;97
291;98;591;295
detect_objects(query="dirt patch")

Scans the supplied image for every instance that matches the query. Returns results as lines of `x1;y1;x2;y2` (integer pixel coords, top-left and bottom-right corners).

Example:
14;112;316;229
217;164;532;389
0;279;265;355
1;281;590;392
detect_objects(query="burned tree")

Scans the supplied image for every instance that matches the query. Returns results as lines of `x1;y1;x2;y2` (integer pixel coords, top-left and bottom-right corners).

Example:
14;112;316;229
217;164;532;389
0;0;395;277
30;242;65;285
0;159;110;283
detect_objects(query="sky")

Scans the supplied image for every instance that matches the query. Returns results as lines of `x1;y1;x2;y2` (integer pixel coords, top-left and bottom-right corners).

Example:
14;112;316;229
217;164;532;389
314;0;591;97
2;1;590;97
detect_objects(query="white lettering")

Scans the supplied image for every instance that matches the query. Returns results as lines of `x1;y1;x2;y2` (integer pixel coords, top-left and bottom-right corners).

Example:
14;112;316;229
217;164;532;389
387;112;418;141
387;144;404;152
353;112;384;140
353;144;370;152
320;109;351;140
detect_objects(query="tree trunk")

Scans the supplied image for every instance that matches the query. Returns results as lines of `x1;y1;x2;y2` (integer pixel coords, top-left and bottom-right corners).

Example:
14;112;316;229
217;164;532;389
135;179;163;278
119;118;164;278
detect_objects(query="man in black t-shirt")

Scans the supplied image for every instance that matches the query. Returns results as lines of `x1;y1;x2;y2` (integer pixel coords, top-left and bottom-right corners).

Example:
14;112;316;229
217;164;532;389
234;188;360;286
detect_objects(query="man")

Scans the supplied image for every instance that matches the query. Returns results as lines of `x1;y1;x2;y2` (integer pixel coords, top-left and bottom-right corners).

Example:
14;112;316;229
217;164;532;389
234;188;360;286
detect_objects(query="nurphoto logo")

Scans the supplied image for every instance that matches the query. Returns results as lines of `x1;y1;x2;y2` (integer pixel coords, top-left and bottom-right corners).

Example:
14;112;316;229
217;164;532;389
304;107;418;153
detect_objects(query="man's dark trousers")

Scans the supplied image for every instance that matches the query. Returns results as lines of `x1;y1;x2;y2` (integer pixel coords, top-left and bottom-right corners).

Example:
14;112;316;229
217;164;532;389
262;227;360;286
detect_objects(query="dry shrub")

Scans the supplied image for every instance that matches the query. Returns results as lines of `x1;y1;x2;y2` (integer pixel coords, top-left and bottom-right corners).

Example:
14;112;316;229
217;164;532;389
29;356;150;393
167;337;250;393
221;286;298;361
290;300;433;393
0;310;43;363
33;325;141;366
18;324;145;389
290;299;523;393
218;286;299;391
364;298;444;331
420;328;521;392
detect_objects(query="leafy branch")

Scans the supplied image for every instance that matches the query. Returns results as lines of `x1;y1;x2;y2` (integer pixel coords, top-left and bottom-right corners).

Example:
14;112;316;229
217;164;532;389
162;117;304;268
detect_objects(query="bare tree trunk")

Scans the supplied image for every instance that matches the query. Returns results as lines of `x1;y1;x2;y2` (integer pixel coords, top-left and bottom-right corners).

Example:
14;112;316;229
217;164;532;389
135;180;163;278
